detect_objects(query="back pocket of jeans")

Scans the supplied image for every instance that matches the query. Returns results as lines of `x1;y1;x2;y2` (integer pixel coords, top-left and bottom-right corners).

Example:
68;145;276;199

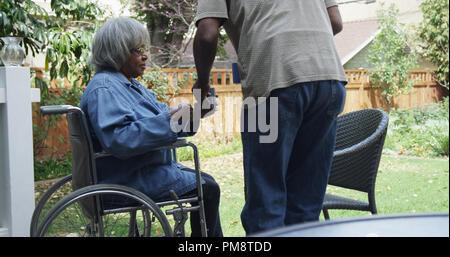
327;81;346;118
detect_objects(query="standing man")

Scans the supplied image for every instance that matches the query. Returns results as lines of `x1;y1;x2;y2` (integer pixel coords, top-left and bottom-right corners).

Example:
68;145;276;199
193;0;347;235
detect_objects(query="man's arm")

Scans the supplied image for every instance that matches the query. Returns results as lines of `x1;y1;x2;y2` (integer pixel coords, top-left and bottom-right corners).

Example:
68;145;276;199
193;18;222;100
327;5;343;35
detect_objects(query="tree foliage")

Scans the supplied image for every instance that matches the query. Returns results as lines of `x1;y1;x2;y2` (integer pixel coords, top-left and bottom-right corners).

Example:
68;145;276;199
366;3;418;110
418;0;449;91
0;0;105;161
0;0;104;99
44;0;103;93
0;0;48;57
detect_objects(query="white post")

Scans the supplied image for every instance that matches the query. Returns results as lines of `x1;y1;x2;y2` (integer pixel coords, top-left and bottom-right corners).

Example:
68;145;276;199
0;66;40;237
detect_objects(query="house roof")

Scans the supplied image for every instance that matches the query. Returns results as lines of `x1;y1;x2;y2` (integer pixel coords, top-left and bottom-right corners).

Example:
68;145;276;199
334;19;380;64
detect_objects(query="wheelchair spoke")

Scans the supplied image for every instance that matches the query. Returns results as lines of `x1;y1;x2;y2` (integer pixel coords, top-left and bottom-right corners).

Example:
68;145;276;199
37;185;172;237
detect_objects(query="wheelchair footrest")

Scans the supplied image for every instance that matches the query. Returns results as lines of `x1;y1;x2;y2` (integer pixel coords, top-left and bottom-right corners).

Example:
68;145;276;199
168;190;189;237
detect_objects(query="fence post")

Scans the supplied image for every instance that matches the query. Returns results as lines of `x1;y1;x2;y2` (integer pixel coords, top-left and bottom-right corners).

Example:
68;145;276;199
0;66;40;236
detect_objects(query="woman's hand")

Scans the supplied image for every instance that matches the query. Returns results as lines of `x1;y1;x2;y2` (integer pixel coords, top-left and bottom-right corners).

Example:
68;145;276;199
170;103;192;118
170;103;195;133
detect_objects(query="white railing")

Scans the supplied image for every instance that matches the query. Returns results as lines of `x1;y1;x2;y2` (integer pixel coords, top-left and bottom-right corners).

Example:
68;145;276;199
0;67;40;237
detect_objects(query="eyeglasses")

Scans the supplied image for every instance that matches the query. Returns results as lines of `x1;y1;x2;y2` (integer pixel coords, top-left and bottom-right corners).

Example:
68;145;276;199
132;47;149;56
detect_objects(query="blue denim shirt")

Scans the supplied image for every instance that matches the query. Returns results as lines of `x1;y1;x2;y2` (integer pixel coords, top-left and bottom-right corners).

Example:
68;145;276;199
79;70;197;201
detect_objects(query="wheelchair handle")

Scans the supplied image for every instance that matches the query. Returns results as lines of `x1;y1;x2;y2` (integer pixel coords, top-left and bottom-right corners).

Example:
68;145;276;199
40;105;79;116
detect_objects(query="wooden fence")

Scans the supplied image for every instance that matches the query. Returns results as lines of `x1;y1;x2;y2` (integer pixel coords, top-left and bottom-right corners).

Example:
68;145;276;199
342;70;441;113
33;68;442;160
142;68;442;136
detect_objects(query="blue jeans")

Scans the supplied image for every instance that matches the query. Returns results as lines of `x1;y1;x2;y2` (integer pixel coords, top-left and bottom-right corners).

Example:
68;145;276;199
240;80;346;235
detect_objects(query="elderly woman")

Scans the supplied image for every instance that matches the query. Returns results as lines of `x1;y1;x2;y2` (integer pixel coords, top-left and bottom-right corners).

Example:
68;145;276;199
79;17;222;237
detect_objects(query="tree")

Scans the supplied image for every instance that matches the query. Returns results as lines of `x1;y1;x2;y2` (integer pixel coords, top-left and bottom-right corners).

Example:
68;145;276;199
0;0;104;97
0;0;48;59
0;0;105;160
366;3;418;111
130;0;229;67
44;0;104;94
418;0;449;92
131;0;197;67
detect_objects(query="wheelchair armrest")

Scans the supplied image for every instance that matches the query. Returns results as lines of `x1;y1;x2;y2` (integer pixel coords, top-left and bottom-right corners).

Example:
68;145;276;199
172;138;188;147
95;152;112;159
40;105;78;116
94;138;188;159
150;138;188;151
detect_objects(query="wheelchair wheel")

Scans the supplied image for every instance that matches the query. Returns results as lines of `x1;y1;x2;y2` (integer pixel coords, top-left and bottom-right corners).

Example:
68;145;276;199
36;184;173;237
30;174;73;236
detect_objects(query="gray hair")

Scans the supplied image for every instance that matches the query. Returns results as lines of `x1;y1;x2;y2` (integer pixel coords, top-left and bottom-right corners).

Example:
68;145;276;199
90;17;150;72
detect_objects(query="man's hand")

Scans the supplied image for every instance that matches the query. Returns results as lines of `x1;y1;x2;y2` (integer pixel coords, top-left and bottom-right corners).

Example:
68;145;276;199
192;81;219;118
192;81;211;103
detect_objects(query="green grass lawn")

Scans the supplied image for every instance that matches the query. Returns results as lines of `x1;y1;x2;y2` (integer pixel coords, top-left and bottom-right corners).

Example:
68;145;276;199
323;155;449;220
33;102;449;236
183;153;449;237
35;152;448;237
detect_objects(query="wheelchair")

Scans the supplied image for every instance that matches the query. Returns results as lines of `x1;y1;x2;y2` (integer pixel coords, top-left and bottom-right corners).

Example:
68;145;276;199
30;105;207;237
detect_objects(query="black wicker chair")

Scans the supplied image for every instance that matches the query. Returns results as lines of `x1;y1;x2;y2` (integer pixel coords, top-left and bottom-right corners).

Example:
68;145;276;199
322;108;389;220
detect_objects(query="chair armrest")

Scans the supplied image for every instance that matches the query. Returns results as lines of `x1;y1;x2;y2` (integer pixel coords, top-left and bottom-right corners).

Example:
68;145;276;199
333;127;387;158
40;105;78;115
333;113;389;158
94;152;112;159
94;138;188;159
149;138;188;151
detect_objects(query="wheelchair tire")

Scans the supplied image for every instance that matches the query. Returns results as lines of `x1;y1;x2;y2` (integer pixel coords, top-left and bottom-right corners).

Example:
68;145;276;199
35;184;173;237
30;174;73;237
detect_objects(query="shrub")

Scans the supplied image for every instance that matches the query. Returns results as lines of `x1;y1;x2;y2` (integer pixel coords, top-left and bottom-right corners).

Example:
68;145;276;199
385;97;449;157
138;68;196;105
34;154;72;181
